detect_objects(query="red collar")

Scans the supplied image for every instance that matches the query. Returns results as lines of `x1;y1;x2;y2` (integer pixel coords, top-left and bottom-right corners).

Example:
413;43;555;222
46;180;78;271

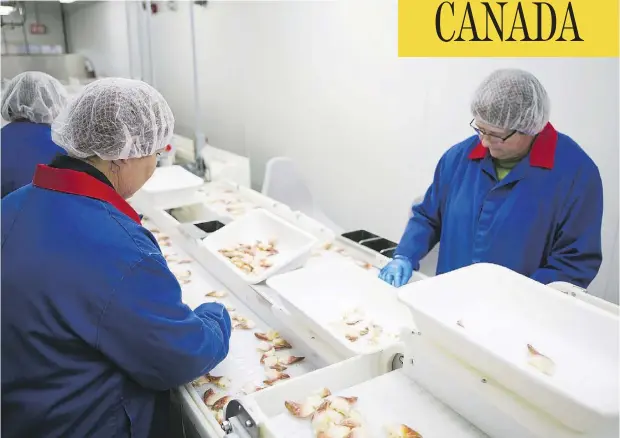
33;165;142;225
468;122;558;169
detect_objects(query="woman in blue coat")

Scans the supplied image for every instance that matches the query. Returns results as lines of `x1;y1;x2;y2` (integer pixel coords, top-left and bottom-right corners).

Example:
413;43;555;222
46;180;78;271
380;69;603;289
1;78;232;438
1;71;68;198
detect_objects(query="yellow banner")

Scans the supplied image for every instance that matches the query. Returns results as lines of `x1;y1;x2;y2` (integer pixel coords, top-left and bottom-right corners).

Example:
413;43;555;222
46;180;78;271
399;0;619;57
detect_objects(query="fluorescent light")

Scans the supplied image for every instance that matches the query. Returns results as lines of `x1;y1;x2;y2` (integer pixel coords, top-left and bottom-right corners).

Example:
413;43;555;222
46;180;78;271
59;0;76;3
0;5;15;15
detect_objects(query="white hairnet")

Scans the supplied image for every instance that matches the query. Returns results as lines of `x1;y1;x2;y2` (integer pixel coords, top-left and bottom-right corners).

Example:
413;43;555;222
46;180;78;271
471;69;550;135
1;71;68;124
52;78;174;160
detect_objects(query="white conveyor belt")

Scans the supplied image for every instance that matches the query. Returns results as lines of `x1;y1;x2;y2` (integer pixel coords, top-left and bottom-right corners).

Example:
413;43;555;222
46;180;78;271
142;218;320;437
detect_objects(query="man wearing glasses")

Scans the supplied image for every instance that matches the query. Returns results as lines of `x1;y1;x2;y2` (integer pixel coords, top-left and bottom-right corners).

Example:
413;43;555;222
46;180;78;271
379;69;603;290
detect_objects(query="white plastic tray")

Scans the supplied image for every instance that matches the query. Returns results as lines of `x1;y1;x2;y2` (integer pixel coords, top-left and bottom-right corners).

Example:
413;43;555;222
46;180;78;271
398;263;619;433
266;370;487;438
202;209;317;284
267;260;416;356
138;165;204;208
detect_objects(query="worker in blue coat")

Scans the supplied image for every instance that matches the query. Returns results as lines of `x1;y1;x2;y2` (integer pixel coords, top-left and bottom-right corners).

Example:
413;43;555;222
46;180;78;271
379;69;603;290
1;71;68;198
1;78;232;438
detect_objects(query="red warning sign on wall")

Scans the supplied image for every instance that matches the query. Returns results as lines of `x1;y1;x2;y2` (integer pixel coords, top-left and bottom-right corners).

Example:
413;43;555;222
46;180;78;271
29;23;47;35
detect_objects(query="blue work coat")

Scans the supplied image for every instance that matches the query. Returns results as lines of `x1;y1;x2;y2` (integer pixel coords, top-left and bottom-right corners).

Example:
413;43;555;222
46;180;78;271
1;121;66;198
1;164;232;438
394;123;603;288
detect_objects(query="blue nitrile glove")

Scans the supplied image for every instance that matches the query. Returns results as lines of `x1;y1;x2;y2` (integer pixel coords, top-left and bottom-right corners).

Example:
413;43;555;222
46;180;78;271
379;256;413;288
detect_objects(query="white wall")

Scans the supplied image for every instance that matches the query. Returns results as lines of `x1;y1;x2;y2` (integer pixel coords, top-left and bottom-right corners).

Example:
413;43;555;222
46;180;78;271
145;1;247;150
64;1;133;78
1;1;66;54
65;0;619;303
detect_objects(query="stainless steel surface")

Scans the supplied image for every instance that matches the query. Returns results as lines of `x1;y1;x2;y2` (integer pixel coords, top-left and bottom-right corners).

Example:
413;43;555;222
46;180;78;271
182;161;207;178
225;418;252;438
224;401;259;438
1;54;89;81
221;421;233;433
392;353;404;370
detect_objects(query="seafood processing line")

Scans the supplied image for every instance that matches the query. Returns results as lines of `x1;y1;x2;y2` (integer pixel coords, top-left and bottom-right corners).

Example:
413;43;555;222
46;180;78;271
129;166;620;438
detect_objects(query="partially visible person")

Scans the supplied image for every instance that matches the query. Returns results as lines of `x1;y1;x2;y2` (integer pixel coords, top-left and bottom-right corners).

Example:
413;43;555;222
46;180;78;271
379;69;603;289
1;71;68;197
2;78;231;438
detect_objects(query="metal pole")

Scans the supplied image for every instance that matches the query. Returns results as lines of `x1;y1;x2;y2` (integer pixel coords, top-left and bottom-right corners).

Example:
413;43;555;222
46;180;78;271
125;0;134;79
188;1;206;174
2;28;8;55
60;4;69;54
20;3;29;54
21;23;29;54
145;0;155;86
136;2;146;81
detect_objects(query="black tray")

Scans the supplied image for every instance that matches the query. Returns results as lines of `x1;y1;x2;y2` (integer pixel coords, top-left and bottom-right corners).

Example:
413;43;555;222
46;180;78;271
381;248;396;259
342;230;379;243
194;221;226;233
361;238;397;252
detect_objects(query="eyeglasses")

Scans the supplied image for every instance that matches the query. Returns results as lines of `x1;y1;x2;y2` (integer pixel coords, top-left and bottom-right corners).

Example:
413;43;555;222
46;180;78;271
470;119;517;142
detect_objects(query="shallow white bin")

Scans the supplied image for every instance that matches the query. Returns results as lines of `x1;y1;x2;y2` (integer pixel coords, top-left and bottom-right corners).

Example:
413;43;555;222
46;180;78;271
398;263;619;434
138;165;204;208
202;209;317;284
259;368;487;438
267;260;417;356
